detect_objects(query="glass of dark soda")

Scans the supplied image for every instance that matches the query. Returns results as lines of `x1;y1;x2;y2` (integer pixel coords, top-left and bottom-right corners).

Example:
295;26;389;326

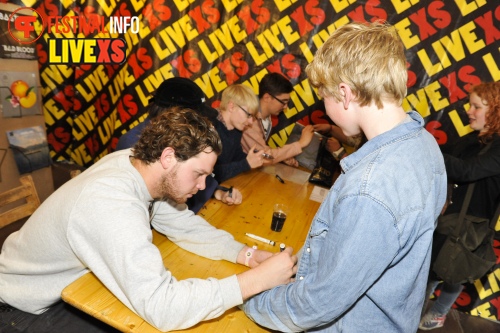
271;204;288;232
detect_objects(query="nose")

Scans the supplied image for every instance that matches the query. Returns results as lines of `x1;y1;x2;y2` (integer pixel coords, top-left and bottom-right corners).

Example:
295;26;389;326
197;177;207;191
248;117;254;124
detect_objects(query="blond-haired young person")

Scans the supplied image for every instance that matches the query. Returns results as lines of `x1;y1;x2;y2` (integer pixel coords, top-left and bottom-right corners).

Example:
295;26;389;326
211;84;265;183
242;21;447;333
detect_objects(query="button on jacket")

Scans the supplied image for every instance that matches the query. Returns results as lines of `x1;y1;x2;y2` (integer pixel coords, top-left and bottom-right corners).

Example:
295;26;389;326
243;111;447;332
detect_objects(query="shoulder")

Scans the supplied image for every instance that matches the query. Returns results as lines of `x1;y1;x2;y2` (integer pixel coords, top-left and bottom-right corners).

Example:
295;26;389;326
116;121;148;150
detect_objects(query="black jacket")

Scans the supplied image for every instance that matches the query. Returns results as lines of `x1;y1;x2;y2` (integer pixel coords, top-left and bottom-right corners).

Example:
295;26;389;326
211;117;251;183
443;132;500;220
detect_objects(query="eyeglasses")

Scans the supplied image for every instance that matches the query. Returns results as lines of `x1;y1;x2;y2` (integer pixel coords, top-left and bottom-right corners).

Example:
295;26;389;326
235;104;254;119
269;94;290;106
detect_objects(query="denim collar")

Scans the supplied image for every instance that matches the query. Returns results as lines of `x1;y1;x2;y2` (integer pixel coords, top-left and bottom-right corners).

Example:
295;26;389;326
340;111;424;173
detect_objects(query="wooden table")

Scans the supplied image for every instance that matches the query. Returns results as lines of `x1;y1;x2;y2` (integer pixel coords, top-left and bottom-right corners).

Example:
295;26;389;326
61;164;323;332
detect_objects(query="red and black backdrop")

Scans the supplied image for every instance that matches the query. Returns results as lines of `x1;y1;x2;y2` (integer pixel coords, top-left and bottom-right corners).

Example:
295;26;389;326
8;0;500;321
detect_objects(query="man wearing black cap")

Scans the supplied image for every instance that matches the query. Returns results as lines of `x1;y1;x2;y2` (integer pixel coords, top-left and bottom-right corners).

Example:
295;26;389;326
116;77;242;212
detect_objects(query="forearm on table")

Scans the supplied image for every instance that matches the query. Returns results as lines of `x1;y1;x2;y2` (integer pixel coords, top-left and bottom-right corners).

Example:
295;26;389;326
158;222;244;262
268;142;302;164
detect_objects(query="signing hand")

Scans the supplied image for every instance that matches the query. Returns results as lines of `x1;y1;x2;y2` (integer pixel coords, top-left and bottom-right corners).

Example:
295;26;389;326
246;144;264;168
217;187;242;205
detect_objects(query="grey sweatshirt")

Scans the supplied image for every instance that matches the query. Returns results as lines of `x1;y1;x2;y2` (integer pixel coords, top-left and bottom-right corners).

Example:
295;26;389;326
0;149;244;331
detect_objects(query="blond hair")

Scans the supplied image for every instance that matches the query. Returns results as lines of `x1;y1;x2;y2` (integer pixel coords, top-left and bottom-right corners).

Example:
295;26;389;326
220;84;259;114
306;21;407;109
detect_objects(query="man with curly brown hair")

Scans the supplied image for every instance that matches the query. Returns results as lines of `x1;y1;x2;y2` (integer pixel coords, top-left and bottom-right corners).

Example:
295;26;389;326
0;107;297;333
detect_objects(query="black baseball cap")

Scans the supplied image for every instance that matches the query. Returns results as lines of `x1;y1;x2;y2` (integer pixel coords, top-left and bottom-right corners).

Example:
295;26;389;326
149;77;217;119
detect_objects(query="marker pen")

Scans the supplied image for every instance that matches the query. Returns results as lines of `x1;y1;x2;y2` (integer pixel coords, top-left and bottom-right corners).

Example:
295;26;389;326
245;233;275;246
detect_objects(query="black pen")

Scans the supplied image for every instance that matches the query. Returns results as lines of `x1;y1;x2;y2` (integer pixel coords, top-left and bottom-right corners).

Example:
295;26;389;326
276;174;285;184
228;186;233;198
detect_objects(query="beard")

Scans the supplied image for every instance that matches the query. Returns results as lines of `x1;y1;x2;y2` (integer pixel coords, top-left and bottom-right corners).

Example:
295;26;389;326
156;165;186;204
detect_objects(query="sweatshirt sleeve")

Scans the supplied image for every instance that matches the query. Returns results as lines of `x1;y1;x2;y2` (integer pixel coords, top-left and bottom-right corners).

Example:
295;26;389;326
152;200;245;262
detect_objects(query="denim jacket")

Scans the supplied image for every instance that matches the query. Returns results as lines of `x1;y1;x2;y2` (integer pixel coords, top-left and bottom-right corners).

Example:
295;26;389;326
243;111;447;332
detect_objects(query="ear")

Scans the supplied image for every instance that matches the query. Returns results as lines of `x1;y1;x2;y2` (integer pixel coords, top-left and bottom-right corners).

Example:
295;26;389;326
159;147;177;170
339;83;352;110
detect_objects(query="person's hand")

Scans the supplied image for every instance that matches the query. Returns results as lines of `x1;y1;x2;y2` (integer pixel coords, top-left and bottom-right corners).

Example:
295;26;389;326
261;148;274;166
298;125;315;148
325;138;341;153
217;187;242;205
246;144;264;168
283;157;299;167
237;247;297;300
245;248;273;268
312;123;332;135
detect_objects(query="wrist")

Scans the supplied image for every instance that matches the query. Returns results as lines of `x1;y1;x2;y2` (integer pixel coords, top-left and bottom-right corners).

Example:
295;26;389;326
244;246;256;267
213;189;223;201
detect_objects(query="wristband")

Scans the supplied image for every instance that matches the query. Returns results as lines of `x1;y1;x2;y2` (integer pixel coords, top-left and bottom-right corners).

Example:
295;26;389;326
244;247;256;267
332;147;346;161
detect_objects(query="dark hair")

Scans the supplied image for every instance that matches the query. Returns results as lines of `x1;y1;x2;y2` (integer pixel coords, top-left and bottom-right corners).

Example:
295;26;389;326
148;103;168;119
132;107;222;164
470;82;500;143
258;72;293;99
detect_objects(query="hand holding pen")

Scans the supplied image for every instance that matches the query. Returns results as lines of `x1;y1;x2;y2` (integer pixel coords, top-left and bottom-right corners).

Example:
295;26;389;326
246;144;266;168
216;186;242;205
253;149;274;160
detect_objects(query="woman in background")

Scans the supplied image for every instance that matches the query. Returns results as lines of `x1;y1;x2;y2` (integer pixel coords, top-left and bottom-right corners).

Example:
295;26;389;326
420;81;500;330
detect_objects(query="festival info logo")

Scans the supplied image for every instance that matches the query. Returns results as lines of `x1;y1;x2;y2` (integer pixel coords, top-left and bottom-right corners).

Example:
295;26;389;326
7;7;44;44
8;7;135;64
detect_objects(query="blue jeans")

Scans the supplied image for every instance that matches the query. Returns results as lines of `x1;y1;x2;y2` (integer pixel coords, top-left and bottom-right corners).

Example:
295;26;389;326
425;279;463;315
0;301;119;333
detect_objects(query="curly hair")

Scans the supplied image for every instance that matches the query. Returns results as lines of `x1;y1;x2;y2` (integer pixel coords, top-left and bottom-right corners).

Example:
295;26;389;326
470;81;500;143
306;21;407;109
132;107;222;164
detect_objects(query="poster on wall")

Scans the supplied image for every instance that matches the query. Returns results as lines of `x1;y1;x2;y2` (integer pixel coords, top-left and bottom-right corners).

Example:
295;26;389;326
0;71;42;117
0;9;37;60
6;125;51;174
